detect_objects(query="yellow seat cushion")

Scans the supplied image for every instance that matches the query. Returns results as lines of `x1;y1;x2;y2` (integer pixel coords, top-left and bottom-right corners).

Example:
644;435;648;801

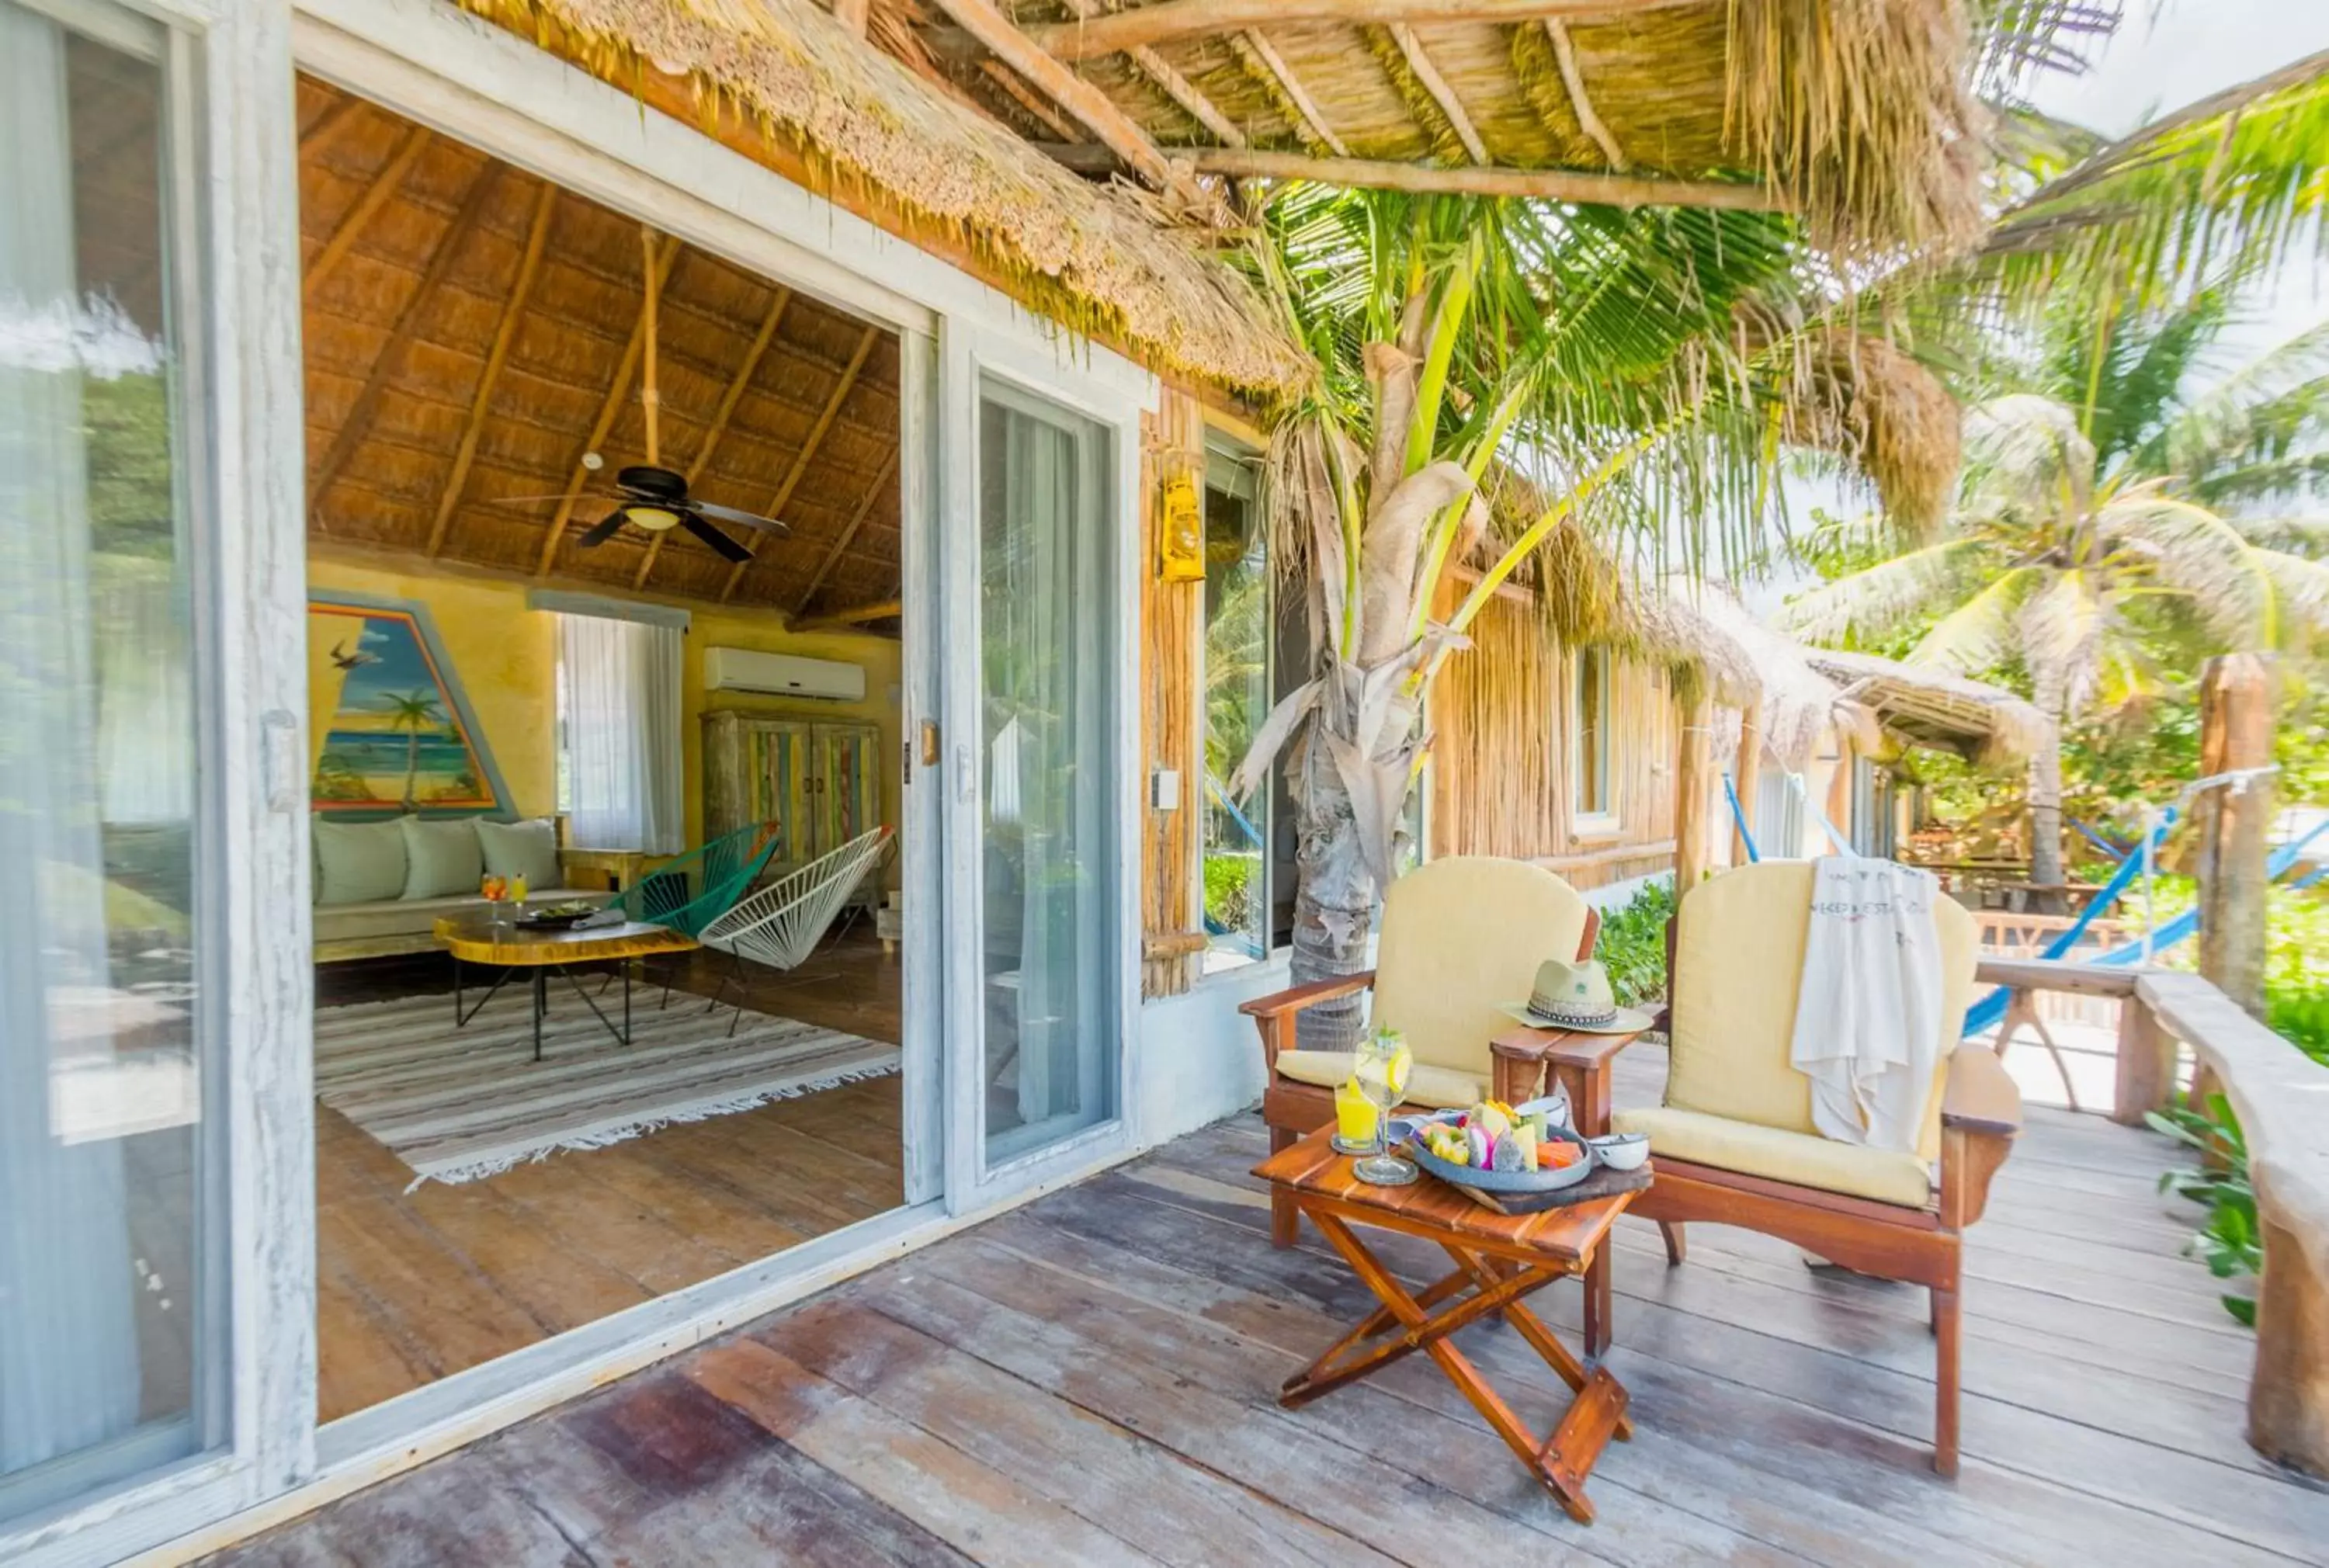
1272;1050;1481;1111
1613;1105;1933;1209
1668;860;1980;1164
1369;856;1591;1081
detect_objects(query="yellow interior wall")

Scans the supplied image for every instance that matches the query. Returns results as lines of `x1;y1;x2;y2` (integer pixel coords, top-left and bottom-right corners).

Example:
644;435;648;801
305;557;903;879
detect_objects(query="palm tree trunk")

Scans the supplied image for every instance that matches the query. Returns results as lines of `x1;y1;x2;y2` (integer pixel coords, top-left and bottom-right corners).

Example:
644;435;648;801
402;730;420;810
2027;668;2067;915
1287;737;1377;1051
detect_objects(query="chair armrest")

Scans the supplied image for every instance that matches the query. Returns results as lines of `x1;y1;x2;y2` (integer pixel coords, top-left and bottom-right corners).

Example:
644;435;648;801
1942;1043;2024;1137
1240;970;1376;1073
1488;1025;1647;1133
1238;970;1376;1020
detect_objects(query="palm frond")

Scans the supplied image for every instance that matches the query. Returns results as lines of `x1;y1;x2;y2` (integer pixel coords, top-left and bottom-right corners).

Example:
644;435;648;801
1910;564;2042;677
1779;538;1990;646
2251;546;2329;650
2225;515;2329;557
1960;394;2098;529
2143;317;2329;498
2016;568;2105;712
2100;490;2277;646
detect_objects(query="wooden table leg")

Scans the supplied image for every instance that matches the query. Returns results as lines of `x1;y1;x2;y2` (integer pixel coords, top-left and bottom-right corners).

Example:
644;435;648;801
1296;1205;1626;1525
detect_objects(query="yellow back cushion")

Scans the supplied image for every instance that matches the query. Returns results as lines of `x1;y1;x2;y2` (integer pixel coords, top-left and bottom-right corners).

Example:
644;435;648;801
1667;860;1979;1162
1372;856;1591;1077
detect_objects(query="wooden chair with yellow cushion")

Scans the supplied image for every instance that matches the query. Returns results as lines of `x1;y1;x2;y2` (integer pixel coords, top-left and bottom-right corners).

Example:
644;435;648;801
1239;855;1598;1250
1564;859;2022;1476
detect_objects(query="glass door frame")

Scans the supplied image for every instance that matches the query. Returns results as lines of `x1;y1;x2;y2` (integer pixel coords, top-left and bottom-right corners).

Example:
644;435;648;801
935;323;1148;1211
2;0;318;1562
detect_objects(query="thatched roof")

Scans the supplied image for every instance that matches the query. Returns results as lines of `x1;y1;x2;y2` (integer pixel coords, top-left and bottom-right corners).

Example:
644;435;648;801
1801;647;2053;768
1633;580;2049;769
297;75;908;620
453;0;1313;399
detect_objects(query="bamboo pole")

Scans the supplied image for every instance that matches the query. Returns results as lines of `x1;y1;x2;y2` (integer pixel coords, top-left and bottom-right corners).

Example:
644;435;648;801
1184;149;1779;210
1385;24;1487;163
304;127;432;302
722;324;881;602
1543;19;1628;169
1035;0;1694;60
1673;689;1712;890
1730;696;1762;864
793;450;901;616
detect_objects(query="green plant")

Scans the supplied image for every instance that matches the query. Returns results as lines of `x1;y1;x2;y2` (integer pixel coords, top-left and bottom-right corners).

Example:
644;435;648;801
1595;879;1677;1010
2266;990;2329;1067
2145;1093;2261;1326
1203;854;1258;936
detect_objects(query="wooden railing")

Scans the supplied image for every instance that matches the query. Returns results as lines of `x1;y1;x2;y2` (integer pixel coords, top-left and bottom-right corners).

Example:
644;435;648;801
1974;956;2329;1479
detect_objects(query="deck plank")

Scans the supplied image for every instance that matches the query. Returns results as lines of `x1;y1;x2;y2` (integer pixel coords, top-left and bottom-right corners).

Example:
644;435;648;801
215;1101;2329;1568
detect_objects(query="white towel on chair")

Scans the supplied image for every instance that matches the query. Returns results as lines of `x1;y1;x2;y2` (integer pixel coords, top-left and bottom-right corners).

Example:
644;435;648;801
1789;857;1945;1152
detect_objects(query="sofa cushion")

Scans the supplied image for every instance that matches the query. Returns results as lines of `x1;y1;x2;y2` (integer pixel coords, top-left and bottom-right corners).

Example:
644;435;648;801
1272;1049;1480;1111
476;817;561;893
312;888;609;947
399;816;484;900
314;817;408;907
1612;1105;1933;1209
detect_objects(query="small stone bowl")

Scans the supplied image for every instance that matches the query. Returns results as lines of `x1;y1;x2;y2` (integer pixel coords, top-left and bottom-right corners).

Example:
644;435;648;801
1588;1132;1650;1171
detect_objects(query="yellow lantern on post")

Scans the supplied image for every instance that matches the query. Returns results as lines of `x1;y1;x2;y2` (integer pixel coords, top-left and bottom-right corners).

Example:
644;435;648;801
1157;471;1205;583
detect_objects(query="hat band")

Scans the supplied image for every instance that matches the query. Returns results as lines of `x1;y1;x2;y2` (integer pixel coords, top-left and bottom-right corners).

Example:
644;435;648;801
1530;996;1619;1026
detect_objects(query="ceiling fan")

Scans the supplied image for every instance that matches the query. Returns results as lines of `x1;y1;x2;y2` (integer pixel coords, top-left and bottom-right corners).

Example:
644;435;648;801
492;225;789;565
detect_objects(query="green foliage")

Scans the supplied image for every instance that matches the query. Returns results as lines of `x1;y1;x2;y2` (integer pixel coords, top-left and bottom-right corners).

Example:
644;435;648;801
2146;1094;2261;1327
2265;990;2329;1067
1203;853;1259;939
1595;879;1677;1009
2119;872;2329;1066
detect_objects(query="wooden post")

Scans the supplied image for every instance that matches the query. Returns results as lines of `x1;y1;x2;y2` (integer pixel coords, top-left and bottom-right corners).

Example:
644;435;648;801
1730;696;1762;865
2112;999;2173;1126
1673;690;1711;891
2253;1215;2329;1476
2195;654;2275;1019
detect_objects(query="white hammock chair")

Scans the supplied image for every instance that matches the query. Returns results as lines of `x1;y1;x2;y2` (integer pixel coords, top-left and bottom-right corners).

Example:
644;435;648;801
698;825;891;1035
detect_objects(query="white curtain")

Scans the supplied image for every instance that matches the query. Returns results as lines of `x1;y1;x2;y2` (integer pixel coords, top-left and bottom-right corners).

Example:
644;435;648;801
558;612;683;854
0;2;144;1478
981;398;1105;1136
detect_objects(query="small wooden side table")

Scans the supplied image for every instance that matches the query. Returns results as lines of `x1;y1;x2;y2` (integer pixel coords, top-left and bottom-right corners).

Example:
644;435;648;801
1254;1128;1637;1524
1491;1022;1649;1356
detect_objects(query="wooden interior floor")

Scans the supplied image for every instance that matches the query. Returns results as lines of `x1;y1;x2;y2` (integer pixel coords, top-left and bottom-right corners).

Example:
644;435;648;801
315;928;905;1424
230;1042;2329;1566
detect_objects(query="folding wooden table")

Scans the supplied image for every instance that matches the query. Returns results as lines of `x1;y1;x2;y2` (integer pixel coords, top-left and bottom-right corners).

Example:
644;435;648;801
1253;1127;1637;1524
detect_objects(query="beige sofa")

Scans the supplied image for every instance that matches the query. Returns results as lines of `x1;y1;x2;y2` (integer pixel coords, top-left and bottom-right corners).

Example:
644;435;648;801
312;813;609;963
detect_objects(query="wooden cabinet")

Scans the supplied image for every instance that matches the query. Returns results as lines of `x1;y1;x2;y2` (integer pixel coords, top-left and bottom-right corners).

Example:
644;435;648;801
701;711;887;897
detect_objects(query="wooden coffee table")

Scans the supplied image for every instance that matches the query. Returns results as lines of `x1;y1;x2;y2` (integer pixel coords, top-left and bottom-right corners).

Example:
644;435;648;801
1254;1127;1638;1524
434;915;699;1061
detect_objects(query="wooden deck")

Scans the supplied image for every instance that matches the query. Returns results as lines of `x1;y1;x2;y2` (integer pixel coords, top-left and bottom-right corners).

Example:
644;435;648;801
216;1046;2329;1566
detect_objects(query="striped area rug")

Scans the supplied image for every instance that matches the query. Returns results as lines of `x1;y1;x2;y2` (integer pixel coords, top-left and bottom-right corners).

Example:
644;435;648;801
314;988;898;1188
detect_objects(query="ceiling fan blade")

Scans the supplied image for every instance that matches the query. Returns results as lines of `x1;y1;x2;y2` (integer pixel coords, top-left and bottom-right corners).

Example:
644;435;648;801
680;512;753;564
689;498;790;535
576;512;628;549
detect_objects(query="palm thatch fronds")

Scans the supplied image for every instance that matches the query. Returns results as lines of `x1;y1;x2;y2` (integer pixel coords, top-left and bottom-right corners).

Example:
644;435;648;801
453;0;1311;399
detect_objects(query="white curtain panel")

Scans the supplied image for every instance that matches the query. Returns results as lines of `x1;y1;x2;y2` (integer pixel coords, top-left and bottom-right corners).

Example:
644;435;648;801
0;2;144;1477
558;611;684;854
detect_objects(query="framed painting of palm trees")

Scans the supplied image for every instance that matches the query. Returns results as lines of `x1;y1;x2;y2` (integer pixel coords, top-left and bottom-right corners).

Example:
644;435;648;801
307;593;511;816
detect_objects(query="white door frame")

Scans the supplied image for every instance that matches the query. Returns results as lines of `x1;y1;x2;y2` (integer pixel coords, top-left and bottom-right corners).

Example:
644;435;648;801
937;328;1151;1212
2;0;314;1563
11;2;1164;1558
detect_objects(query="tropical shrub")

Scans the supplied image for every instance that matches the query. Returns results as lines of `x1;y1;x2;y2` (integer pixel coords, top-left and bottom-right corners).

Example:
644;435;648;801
1595;879;1677;1010
2147;1094;2261;1326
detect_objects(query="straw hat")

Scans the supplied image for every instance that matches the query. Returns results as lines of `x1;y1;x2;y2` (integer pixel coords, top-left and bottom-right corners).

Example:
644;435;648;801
1501;958;1656;1035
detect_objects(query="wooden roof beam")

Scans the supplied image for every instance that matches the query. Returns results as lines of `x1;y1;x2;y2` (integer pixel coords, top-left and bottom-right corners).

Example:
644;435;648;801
721;324;882;602
1544;18;1628;170
797;598;903;631
308;165;500;528
304;125;432;301
534;233;686;576
833;0;870;37
1185;149;1780;210
981;60;1088;143
1132;45;1247;147
1386;23;1486;164
793;449;900;617
922;0;1220;217
633;286;793;588
425;181;559;558
1231;32;1348;158
1035;0;1696;61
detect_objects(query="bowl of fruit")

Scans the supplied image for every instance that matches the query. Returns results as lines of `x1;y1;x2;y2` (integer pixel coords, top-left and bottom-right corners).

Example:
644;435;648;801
1399;1095;1596;1197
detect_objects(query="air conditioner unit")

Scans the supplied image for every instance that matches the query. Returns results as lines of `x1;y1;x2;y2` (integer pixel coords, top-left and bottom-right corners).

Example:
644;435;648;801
703;647;866;702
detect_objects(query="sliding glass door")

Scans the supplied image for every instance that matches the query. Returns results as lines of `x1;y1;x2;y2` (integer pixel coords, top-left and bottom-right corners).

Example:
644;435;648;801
970;379;1119;1167
1;0;217;1525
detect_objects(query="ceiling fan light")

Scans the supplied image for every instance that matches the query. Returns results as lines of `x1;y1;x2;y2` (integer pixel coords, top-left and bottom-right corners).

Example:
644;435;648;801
624;505;682;533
